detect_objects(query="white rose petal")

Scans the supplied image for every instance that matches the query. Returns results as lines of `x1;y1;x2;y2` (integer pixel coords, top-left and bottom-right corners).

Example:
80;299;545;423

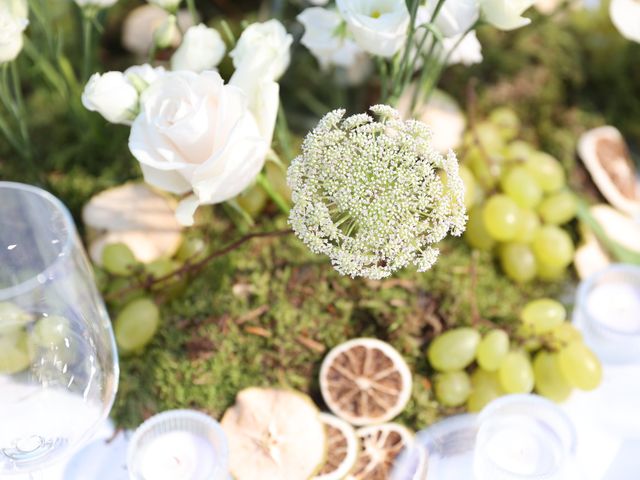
230;19;293;82
479;0;535;30
610;0;640;43
147;0;182;11
416;0;479;38
443;30;482;65
129;71;277;225
74;0;118;8
297;7;364;70
0;1;28;64
82;72;139;125
171;24;226;72
336;0;410;58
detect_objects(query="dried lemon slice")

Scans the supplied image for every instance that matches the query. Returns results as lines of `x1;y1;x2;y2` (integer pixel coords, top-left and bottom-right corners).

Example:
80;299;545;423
348;423;418;480
315;413;359;480
221;387;327;480
320;338;413;426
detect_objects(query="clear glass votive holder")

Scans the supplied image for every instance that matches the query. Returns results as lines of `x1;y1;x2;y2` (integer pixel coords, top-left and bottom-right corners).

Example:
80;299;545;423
127;409;229;480
573;264;640;365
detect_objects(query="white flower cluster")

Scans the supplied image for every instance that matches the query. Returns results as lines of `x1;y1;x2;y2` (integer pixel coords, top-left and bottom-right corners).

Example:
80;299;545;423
82;20;292;226
0;0;28;64
288;105;467;279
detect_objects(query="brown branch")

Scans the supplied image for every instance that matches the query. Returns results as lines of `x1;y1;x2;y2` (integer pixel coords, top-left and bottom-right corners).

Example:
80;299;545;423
106;229;293;301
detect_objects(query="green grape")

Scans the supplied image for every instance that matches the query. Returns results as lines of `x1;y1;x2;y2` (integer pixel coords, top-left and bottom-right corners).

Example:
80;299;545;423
31;315;70;347
500;166;543;209
176;236;208;262
498;351;535;394
459;166;478;210
499;243;537;283
472;121;505;152
464;207;496;251
532;226;575;269
548;323;582;349
524;153;565;193
0;331;31;374
467;148;502;190
114;298;160;353
521;298;566;334
146;258;185;297
236;185;268;217
558;342;602;391
488;107;520;141
482;195;521;241
427;327;481;372
537;191;578;225
105;277;145;309
533;350;572;402
504;140;534;162
513;209;541;243
467;369;503;412
476;330;510;371
0;302;32;336
102;243;138;276
435;371;472;407
537;262;566;281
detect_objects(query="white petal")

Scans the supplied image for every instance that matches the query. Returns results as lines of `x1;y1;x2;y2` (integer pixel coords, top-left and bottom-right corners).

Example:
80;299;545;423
175;194;200;226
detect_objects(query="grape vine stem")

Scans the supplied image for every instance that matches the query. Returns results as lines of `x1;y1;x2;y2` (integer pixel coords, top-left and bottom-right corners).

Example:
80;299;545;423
105;229;293;301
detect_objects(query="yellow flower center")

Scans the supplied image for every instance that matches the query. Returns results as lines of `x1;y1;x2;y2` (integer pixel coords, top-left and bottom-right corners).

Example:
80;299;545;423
370;10;382;18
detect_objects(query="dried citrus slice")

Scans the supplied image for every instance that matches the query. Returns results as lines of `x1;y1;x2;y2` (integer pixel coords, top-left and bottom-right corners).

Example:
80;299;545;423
221;387;327;480
347;423;417;480
320;338;413;426
315;413;359;480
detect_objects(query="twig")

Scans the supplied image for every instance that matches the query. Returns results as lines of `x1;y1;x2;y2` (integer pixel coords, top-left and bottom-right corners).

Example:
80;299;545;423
105;229;293;300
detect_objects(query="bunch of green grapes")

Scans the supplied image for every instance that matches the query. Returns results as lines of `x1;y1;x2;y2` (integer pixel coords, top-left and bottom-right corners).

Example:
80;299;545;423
461;108;578;283
427;298;602;411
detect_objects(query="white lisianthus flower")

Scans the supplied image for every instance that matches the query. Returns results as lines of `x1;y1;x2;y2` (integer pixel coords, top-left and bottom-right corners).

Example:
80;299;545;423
297;7;364;70
0;1;28;64
128;71;279;226
124;64;165;91
230;20;292;83
308;0;330;4
443;30;482;65
610;0;640;43
416;0;479;38
336;0;409;58
122;5;194;56
82;72;139;125
74;0;118;8
147;0;182;11
171;24;226;72
479;0;535;30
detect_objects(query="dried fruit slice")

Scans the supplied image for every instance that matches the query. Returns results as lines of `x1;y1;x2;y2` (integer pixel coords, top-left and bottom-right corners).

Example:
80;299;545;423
82;183;183;265
578;126;640;216
314;413;359;480
320;338;412;426
221;388;327;480
347;423;418;480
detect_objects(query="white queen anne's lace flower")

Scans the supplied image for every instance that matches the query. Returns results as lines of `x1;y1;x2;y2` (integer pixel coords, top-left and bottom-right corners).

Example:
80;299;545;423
288;105;467;279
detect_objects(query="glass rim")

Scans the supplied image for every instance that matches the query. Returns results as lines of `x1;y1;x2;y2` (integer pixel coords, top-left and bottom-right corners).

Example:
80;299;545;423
0;181;75;301
576;263;640;338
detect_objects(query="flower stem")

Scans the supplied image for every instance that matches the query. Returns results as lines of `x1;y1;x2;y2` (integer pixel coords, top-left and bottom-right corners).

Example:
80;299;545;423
257;172;290;215
186;0;198;25
9;61;33;161
82;11;94;82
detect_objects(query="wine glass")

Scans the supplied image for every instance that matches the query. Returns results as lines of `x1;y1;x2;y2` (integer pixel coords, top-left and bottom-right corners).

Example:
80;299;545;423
0;182;119;477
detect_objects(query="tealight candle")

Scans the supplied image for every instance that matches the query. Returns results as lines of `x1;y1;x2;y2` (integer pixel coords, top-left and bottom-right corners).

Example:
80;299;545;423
575;264;640;364
127;410;229;480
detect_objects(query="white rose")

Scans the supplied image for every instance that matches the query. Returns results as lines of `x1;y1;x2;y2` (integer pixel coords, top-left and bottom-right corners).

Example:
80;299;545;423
442;30;482;65
171;24;226;72
297;7;363;70
308;0;330;4
416;0;479;38
124;64;166;91
74;0;118;8
230;20;292;82
122;5;193;56
147;0;182;11
479;0;535;30
610;0;640;43
336;0;409;58
82;71;139;125
0;1;28;64
128;71;279;226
